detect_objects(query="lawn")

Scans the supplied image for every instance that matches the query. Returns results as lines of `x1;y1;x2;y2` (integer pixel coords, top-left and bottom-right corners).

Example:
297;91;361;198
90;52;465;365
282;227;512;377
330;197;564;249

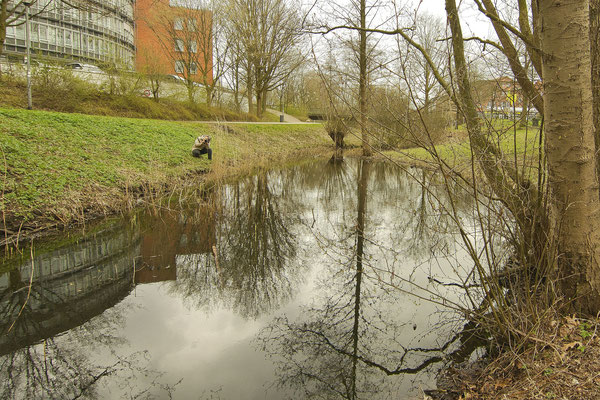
0;108;330;234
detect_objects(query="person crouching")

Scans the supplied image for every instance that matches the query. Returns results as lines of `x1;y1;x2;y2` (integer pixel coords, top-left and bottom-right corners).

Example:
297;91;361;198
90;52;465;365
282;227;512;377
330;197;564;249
192;135;212;160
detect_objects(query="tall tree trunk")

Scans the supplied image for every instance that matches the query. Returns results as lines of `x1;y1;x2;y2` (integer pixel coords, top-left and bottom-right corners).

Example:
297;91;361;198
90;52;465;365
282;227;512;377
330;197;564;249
187;83;195;104
206;85;213;107
590;0;600;182
247;62;254;115
0;0;8;62
256;89;263;118
359;0;371;156
261;88;267;115
541;0;600;313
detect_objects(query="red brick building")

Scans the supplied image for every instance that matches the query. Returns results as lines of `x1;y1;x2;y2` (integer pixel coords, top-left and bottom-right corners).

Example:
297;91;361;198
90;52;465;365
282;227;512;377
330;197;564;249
473;76;541;119
135;0;213;84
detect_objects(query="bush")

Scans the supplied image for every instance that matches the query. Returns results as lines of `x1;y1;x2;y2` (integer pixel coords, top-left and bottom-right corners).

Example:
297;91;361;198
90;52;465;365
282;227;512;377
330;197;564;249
32;64;95;112
325;117;348;149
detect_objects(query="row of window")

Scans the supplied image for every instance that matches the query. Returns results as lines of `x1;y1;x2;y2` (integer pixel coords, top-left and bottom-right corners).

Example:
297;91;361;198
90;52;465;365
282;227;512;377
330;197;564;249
174;18;199;32
6;23;134;64
32;0;134;21
175;61;198;75
175;39;198;53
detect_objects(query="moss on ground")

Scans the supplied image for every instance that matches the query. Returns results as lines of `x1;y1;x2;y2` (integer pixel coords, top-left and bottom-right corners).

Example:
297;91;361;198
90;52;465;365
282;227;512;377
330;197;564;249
0;107;330;241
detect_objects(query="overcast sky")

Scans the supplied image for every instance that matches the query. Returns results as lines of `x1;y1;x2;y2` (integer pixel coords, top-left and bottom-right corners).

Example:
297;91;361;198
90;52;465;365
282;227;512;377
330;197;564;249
413;0;493;37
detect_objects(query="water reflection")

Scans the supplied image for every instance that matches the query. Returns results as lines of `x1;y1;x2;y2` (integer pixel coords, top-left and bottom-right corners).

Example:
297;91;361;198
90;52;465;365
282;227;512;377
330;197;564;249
170;173;301;318
0;223;139;356
258;159;478;399
0;223;179;399
0;158;479;399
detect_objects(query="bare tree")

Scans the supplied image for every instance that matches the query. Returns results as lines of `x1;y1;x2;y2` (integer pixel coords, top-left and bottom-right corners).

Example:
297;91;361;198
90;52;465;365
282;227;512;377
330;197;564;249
311;0;393;155
226;0;305;118
138;48;166;101
146;0;217;104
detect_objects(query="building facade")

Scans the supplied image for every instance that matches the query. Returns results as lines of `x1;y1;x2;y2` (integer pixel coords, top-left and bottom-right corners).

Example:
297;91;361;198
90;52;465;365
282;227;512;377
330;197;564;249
135;0;213;84
2;0;135;67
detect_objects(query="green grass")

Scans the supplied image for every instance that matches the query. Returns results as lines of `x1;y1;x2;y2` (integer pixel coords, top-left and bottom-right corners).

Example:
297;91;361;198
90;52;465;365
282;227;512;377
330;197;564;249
284;105;310;121
384;123;542;173
0;108;330;231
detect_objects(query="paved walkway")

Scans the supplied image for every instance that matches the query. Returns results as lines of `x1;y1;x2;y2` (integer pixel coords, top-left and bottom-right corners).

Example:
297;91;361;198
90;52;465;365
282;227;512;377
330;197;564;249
201;109;318;125
265;108;303;123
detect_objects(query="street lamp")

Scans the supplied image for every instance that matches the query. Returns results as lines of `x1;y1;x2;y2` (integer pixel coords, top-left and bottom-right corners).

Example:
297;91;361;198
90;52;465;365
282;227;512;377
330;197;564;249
24;1;33;110
279;83;285;123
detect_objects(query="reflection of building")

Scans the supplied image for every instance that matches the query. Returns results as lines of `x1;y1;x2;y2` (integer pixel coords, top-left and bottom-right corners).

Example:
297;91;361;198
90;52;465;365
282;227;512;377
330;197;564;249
0;224;141;356
2;0;135;66
137;207;216;284
134;0;213;82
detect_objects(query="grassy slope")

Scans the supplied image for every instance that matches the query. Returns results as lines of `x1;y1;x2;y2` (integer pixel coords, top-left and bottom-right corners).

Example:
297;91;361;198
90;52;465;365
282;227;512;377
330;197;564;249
0;107;330;233
0;79;256;122
384;122;541;175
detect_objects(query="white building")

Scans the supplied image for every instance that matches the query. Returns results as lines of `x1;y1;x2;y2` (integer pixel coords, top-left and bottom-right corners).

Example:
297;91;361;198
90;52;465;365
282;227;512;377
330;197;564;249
2;0;135;67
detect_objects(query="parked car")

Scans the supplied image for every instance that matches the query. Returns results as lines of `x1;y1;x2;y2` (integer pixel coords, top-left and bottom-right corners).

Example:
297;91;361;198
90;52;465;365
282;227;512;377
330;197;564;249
165;74;186;83
164;74;203;87
65;62;103;73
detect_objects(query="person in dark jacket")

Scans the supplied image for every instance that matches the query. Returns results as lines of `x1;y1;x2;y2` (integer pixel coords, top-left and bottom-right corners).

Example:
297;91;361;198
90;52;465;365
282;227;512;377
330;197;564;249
192;135;212;160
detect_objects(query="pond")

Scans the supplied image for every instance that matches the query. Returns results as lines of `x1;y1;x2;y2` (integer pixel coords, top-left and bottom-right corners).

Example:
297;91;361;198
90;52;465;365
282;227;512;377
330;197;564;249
0;158;482;399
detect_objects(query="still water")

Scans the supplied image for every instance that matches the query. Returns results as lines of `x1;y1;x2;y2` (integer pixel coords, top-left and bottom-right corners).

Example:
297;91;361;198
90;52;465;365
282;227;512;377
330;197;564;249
0;158;480;399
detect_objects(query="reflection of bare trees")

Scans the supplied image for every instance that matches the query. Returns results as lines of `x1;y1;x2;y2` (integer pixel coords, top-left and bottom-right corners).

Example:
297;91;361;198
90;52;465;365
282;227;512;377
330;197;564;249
0;337;162;400
171;171;302;318
258;159;480;399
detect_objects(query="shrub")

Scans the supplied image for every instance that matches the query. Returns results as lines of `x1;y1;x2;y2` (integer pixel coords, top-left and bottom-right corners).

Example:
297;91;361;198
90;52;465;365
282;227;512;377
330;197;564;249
325;117;348;149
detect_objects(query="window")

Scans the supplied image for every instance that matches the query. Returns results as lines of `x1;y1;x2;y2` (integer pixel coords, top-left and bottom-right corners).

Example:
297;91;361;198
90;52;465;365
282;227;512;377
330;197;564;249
16;25;25;40
190;40;197;53
57;29;64;47
32;23;39;42
174;18;184;30
39;25;48;42
175;60;185;73
175;39;184;52
188;19;197;32
48;27;56;45
190;62;197;75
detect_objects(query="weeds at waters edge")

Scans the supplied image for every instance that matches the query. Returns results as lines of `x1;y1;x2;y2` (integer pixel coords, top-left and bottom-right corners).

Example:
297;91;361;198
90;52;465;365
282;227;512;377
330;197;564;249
0;108;331;251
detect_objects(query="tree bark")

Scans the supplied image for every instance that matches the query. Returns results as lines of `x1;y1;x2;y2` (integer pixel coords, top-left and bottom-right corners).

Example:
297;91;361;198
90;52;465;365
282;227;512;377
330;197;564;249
359;0;371;156
0;1;8;61
206;85;213;107
541;0;600;313
590;0;600;183
256;89;263;118
247;61;254;115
